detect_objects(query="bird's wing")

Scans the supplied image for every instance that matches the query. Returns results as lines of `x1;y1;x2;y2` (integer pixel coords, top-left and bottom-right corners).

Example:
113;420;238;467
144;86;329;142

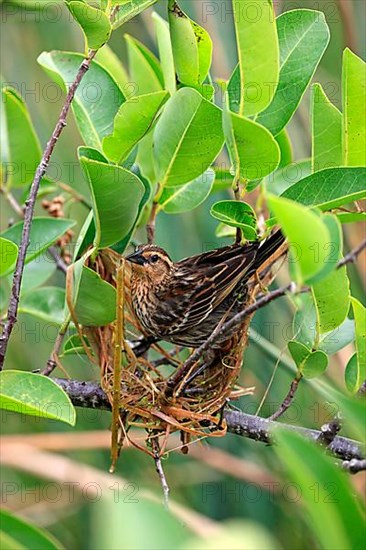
156;245;258;335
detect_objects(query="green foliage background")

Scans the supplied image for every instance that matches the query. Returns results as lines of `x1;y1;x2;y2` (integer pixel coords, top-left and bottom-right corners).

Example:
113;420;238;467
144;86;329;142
0;1;365;549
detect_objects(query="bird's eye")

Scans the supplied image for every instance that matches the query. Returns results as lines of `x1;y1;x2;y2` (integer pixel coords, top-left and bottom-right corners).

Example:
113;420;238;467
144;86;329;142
150;254;159;263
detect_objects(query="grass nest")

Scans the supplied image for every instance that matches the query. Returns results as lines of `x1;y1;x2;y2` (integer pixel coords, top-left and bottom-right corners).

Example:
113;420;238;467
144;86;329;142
66;247;277;470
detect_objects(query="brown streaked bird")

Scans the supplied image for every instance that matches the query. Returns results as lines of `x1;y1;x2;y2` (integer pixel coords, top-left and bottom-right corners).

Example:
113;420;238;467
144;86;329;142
126;231;286;349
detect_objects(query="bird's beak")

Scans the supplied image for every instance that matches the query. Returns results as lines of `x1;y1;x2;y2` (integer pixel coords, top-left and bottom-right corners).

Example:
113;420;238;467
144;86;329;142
125;250;146;265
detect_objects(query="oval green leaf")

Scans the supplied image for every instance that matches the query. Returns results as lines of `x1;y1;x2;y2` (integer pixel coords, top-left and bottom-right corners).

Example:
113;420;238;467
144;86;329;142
159;169;215;214
311;83;342;172
79;154;145;249
350;297;366;393
38;51;125;148
257;9;330;135
168;1;212;86
153;88;224;187
125;35;163;94
1;218;75;275
0;370;76;426
0;237;18;277
267;195;330;284
103;91;168;163
153;11;176;96
71;259;116;326
19;287;66;324
1;87;41;188
232;0;279;116
210;200;257;241
67;1;111;50
281;167;366;209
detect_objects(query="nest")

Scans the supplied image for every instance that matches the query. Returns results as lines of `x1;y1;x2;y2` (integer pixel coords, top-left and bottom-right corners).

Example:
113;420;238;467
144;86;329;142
66;247;278;469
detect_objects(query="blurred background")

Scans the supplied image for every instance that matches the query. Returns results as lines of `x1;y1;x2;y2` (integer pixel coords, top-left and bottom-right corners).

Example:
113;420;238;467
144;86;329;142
1;1;365;548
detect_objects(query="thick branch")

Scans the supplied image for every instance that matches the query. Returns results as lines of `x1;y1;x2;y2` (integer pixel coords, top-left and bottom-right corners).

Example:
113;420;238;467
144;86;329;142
53;378;365;463
0;49;97;370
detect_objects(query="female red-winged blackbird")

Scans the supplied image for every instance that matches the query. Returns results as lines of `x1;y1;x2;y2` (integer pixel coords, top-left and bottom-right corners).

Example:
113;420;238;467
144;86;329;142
126;231;285;348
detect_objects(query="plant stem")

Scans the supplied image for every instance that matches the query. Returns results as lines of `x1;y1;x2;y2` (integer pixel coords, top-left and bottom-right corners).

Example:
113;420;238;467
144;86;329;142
0;49;97;370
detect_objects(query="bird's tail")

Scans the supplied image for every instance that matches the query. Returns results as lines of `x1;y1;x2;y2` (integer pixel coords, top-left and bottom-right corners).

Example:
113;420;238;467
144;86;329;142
253;230;287;271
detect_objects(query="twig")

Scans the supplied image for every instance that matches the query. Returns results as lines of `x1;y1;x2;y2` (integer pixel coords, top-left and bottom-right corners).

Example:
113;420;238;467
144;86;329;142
47;246;68;274
0;48;97;370
268;373;303;421
51;378;366;463
41;317;70;376
152;437;170;508
337;238;366;268
342;458;366;474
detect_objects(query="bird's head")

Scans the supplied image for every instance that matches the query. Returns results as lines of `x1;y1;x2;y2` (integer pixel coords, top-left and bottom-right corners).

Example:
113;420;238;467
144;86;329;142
125;245;173;285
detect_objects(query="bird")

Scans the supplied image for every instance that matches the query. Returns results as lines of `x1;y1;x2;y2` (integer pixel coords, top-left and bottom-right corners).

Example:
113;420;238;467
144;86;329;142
125;231;286;349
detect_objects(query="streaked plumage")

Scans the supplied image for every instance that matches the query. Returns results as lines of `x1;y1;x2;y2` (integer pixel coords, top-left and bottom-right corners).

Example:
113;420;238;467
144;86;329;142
126;231;285;348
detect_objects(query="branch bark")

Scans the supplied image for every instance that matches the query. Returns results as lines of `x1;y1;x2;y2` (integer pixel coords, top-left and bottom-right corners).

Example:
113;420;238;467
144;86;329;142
0;49;97;370
53;378;365;463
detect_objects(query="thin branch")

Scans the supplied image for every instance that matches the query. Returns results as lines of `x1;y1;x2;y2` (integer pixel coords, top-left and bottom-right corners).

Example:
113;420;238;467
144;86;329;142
41;317;70;376
0;188;24;217
337;238;366;268
152;437;170;508
47;246;68;275
52;378;365;463
269;373;303;421
0;48;97;370
146;200;159;244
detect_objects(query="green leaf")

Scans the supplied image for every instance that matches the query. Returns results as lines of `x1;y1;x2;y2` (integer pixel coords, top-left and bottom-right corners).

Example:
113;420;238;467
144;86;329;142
281;167;366;209
223;101;280;180
136;131;157;184
336;212;366;224
276;129;293;169
1;218;75;275
210;200;257;241
232;0;279;116
153;12;176;96
111;166;152;254
345;353;358;394
168;1;212;86
71;259;116;326
102;91;168;163
18;255;56;292
293;294;355;354
343;49;366;166
274;431;365;550
125;35;163;94
0;237;18;277
95;44;129;91
67;1;111;50
113;0;158;30
1;87;41;188
312;83;342;172
288;340;310;367
0;509;63;550
301;350;328;378
267;195;330;284
19;287;66;324
312;216;350;334
38;51;125;148
257;10;330;135
288;341;328;378
350;297;366;393
62;334;89;356
153;88;224;187
0;370;76;426
159;169;215;214
79;154;145;249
